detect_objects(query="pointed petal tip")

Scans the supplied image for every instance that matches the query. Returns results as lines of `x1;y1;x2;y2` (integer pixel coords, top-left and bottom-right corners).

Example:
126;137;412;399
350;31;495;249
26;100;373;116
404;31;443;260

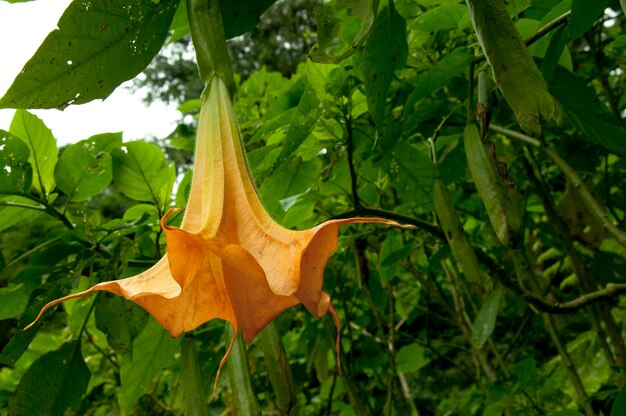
213;323;238;394
161;207;183;230
23;287;100;331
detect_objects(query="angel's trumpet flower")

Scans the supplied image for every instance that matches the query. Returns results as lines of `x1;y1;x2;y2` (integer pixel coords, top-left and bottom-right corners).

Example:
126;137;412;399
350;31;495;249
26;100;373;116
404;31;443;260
27;76;399;378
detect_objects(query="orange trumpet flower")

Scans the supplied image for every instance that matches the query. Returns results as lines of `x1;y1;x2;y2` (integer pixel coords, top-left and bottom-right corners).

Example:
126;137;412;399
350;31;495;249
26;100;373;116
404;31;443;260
27;76;399;375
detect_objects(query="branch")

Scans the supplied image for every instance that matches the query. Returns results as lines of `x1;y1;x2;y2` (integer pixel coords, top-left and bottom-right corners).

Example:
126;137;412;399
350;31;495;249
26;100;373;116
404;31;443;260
489;124;626;249
344;112;362;212
524;11;572;47
336;207;445;239
500;267;626;314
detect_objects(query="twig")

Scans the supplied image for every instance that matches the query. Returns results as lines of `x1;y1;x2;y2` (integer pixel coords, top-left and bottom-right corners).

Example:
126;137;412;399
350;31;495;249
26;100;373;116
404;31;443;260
543;146;626;249
519;283;626;314
524;11;572;48
344;111;362;212
336;207;444;239
489;124;626;249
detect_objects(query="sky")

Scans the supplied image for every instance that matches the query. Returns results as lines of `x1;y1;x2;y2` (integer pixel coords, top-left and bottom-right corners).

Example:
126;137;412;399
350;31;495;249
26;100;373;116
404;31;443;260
0;0;180;146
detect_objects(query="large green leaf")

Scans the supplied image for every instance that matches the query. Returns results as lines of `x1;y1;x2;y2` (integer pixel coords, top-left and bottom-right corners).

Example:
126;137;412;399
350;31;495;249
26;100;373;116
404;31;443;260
0;130;32;193
169;0;278;43
570;0;610;39
362;3;408;129
310;0;377;63
260;156;322;221
112;141;174;207
118;319;180;412
404;47;473;112
9;110;57;196
548;66;626;157
95;293;148;360
8;341;90;416
269;82;322;174
409;3;467;33
0;0;178;109
220;0;277;39
55;132;122;201
383;140;434;211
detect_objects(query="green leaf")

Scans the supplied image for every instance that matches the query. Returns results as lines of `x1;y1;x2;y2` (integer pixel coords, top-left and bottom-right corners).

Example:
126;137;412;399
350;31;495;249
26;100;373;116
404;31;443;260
405;47;473;111
362;4;408;128
175;168;193;209
8;341;90;416
541;25;569;83
9;110;57;196
119;318;180;412
260;157;322;221
0;276;72;365
0;196;40;233
383;141;434;210
0;130;32;193
471;287;502;348
396;343;430;374
270;82;322;174
570;0;610;39
409;3;467;33
310;0;377;63
220;0;277;39
0;266;49;320
548;411;584;416
55;132;122;201
167;0;190;44
611;384;626;416
0;0;178;109
112;141;173;207
548;66;626;157
95;293;148;360
510;357;538;390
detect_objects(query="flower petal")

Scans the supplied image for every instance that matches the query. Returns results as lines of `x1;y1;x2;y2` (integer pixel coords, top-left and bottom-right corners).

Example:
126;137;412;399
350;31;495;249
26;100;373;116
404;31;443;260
297;218;402;316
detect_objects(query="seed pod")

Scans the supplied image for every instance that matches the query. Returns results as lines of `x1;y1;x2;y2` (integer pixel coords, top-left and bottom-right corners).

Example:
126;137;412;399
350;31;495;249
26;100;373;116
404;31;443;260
465;0;561;137
477;70;492;140
433;165;489;294
464;123;522;247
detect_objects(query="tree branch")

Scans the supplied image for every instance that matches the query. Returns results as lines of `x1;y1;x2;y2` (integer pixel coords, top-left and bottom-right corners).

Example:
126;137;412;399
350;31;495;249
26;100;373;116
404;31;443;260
336;207;444;239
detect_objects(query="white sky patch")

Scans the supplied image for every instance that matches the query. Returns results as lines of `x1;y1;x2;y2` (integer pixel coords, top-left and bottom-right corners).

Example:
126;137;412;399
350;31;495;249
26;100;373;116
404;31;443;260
0;0;180;146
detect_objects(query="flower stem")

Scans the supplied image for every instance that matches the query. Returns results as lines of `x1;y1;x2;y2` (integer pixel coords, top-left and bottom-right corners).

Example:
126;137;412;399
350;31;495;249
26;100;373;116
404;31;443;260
181;337;209;416
186;0;236;96
226;325;260;415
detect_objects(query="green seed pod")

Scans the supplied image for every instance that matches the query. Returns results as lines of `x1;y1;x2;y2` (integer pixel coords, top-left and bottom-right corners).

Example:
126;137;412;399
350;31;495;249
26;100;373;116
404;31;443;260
433;166;490;294
465;0;561;137
464;123;522;247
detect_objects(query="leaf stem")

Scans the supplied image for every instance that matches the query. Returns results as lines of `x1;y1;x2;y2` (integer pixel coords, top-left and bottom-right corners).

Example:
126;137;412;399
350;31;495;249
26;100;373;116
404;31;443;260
0;192;73;229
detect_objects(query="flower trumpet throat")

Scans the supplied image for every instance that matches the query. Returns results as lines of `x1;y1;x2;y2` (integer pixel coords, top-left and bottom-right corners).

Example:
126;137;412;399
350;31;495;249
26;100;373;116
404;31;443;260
26;76;400;382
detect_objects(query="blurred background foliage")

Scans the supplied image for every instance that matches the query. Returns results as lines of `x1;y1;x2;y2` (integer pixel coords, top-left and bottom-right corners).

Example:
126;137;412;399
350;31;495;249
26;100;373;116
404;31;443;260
1;0;626;415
